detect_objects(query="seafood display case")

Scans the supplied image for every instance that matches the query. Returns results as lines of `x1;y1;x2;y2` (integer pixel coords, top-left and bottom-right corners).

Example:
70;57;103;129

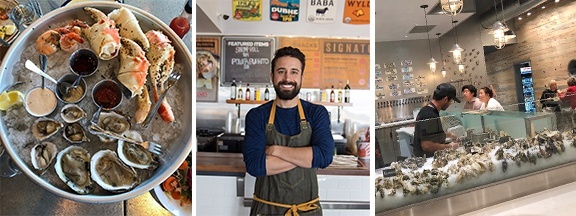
375;108;576;214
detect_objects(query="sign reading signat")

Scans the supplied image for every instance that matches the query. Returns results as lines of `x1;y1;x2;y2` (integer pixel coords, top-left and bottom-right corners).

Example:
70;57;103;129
221;37;275;85
270;0;300;22
278;37;370;90
342;0;369;24
306;0;337;23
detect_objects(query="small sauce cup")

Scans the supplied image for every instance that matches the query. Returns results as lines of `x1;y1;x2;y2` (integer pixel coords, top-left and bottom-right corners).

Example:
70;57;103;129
92;79;123;110
55;74;87;104
69;49;98;77
24;87;57;117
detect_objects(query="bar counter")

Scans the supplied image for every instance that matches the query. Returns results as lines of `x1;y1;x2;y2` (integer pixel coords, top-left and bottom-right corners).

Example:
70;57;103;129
197;152;370;176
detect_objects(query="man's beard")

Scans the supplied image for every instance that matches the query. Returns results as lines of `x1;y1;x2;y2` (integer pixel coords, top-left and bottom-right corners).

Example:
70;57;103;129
274;80;301;100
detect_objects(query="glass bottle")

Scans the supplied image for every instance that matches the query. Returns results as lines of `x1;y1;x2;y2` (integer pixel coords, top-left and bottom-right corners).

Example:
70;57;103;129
237;81;243;100
330;85;335;102
245;83;251;100
337;82;343;103
264;85;270;101
230;78;237;100
255;86;261;101
344;79;351;103
169;0;192;38
320;88;326;102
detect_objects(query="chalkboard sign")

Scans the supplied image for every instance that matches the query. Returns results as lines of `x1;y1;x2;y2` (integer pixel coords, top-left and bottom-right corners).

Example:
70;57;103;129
221;37;275;85
382;168;396;178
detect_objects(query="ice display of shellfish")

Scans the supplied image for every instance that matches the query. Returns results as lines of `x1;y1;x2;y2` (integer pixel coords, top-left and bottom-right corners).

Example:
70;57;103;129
117;130;159;170
30;142;58;171
31;118;63;141
55;146;94;195
60;104;87;123
90;150;140;193
90;111;131;142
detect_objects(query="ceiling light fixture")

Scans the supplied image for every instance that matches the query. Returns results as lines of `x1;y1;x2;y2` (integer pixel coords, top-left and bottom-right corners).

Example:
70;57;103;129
440;0;464;16
555;0;560;3
527;12;531;16
421;5;437;73
518;17;522;20
437;33;447;78
489;0;516;49
449;18;464;64
542;6;546;9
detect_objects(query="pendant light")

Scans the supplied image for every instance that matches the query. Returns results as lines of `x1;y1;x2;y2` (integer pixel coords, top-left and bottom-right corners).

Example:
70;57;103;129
449;17;463;64
437;33;447;78
440;0;464;16
422;5;437;73
490;0;516;49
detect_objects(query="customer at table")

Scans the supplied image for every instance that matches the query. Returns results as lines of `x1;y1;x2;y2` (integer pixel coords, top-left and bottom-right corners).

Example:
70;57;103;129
479;87;505;111
559;77;576;128
462;84;482;110
243;46;333;216
539;79;561;112
413;83;460;157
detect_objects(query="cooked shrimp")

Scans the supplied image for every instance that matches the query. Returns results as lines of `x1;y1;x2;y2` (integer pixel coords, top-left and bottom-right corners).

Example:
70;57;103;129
59;32;84;53
65;19;88;35
36;30;60;55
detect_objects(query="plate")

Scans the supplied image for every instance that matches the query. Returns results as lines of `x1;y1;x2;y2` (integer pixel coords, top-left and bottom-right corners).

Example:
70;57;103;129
0;1;192;203
153;185;192;216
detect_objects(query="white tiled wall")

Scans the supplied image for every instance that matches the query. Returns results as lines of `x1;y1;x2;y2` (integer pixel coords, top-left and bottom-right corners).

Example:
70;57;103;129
197;175;370;215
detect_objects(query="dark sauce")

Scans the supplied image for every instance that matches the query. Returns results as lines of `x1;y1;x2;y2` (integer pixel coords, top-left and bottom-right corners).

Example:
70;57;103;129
72;54;97;75
94;85;121;109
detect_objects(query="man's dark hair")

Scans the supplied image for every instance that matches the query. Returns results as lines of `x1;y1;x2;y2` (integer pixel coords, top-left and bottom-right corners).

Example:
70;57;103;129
569;77;576;86
480;87;494;98
271;46;306;74
432;90;447;101
462;85;477;97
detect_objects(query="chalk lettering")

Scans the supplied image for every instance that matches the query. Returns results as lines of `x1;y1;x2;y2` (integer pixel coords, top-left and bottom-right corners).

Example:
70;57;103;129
324;42;369;54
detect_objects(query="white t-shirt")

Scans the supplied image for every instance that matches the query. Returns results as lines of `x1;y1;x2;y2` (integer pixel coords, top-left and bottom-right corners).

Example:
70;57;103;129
480;98;504;111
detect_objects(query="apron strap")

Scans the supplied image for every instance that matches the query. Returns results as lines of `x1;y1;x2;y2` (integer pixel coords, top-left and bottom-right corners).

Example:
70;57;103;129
268;100;307;125
253;194;320;216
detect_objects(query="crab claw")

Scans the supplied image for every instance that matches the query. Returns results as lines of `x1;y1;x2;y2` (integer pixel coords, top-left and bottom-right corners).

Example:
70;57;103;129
83;7;121;60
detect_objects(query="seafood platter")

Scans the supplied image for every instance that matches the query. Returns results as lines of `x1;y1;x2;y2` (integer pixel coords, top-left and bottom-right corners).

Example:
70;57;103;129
0;2;192;203
375;128;576;213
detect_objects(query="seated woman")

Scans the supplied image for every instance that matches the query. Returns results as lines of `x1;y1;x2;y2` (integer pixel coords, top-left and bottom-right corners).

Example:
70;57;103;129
559;77;576;129
540;79;562;112
479;87;504;111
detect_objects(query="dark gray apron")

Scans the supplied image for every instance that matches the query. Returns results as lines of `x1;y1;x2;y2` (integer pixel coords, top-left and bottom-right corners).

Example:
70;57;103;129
251;100;321;216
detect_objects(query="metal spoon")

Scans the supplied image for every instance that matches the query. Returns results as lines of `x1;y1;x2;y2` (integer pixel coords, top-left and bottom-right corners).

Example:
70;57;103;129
39;54;46;89
59;74;82;96
24;60;57;84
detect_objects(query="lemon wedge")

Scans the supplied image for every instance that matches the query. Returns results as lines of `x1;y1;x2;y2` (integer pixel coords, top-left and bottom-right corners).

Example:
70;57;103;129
0;90;25;111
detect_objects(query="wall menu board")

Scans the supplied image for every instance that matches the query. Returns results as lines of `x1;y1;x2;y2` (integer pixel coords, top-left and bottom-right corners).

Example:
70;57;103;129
278;37;369;89
221;37;275;85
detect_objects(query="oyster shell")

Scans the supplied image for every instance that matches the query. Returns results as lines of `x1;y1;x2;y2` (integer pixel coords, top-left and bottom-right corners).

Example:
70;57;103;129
63;123;90;144
30;142;58;171
32;118;63;141
61;104;87;123
91;111;131;142
54;145;94;195
117;131;159;170
90;149;140;193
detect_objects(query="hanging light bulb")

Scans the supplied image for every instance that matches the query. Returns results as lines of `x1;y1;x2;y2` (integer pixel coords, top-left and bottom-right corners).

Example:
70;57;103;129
440;0;464;16
449;18;464;64
437;33;446;78
421;5;437;73
490;0;516;49
441;67;447;78
458;64;465;73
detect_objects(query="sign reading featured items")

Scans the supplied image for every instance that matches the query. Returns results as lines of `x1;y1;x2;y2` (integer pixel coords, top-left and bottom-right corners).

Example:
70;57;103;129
233;0;263;21
221;37;275;85
342;0;369;24
306;0;337;23
270;0;300;22
278;37;369;89
196;36;221;102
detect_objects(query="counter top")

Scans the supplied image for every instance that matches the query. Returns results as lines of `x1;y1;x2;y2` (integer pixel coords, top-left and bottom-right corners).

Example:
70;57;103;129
197;152;370;176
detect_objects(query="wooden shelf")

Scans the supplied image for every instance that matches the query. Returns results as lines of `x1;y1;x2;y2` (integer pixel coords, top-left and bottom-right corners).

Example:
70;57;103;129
225;99;353;107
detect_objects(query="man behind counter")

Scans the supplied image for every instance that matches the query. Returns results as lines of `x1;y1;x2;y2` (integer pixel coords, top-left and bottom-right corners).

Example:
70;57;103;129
414;83;461;157
243;46;334;216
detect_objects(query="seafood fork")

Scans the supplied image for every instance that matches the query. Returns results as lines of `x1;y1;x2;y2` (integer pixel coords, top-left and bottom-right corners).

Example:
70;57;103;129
142;71;181;128
89;124;164;156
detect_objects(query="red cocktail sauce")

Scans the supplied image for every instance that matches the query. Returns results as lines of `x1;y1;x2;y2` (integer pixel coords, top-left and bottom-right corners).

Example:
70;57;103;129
94;87;120;109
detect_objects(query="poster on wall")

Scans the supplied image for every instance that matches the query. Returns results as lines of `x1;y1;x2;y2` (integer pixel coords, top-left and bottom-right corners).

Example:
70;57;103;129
306;0;337;23
270;0;300;22
196;36;221;102
233;0;263;21
278;37;370;89
342;0;369;24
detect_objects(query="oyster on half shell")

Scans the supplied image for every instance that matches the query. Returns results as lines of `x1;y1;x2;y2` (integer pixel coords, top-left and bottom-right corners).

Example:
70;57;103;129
63;123;90;144
30;142;58;171
91;111;131;142
117;131;159;170
61;104;87;123
32;118;63;141
54;145;94;195
90;149;140;193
